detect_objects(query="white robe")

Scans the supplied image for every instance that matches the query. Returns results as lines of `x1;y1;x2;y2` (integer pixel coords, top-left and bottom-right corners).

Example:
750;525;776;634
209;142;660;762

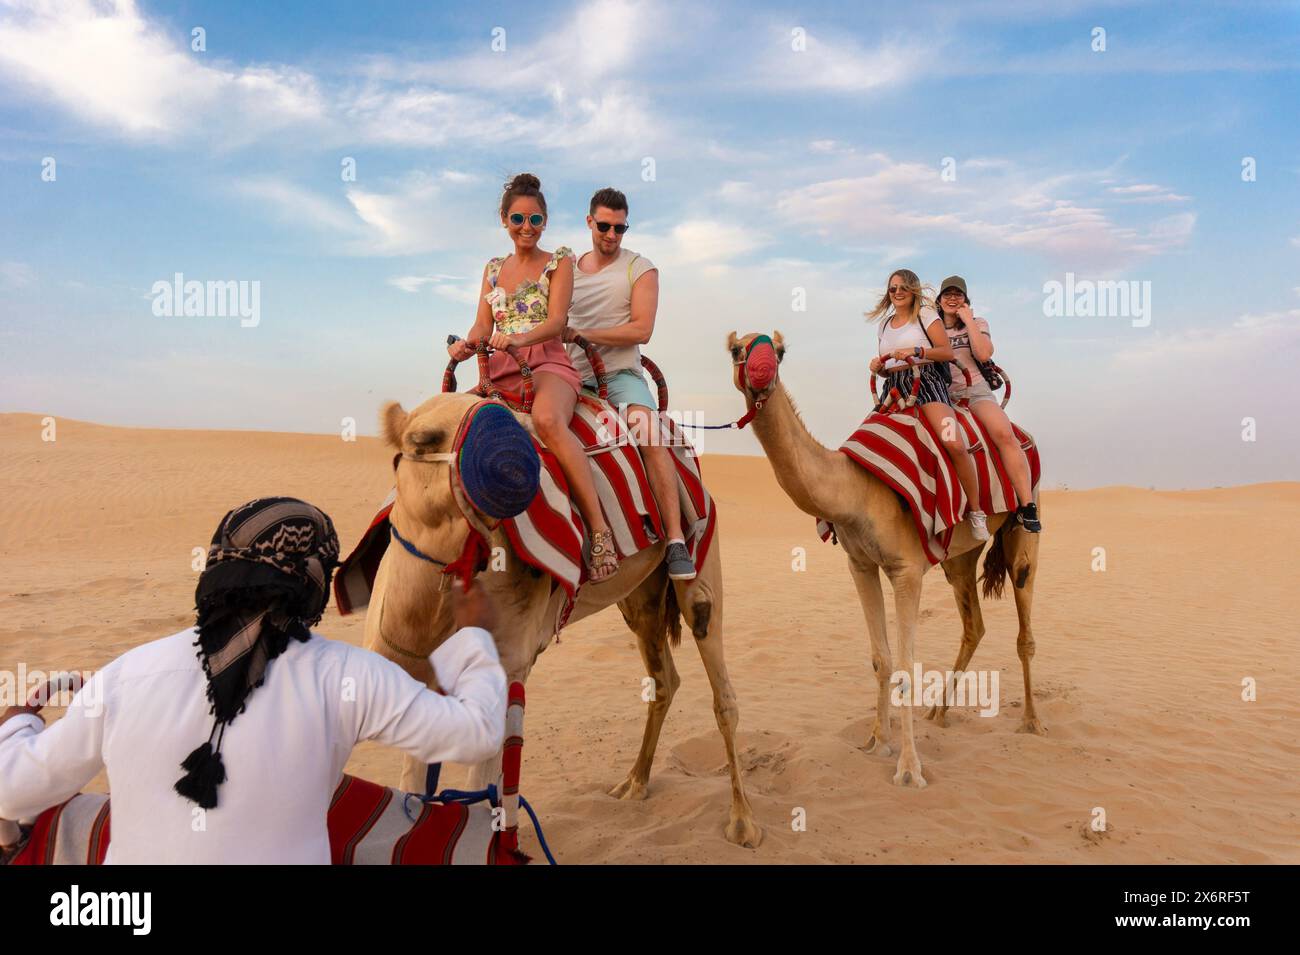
0;626;506;864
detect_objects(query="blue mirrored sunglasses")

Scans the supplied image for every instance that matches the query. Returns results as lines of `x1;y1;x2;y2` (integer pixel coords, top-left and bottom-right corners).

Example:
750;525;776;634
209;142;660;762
509;212;545;227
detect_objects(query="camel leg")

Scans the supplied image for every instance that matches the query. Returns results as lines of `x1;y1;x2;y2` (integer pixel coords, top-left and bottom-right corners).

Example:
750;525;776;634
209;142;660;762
1005;526;1046;735
927;547;986;727
847;556;895;756
609;567;681;801
675;542;762;848
886;567;927;788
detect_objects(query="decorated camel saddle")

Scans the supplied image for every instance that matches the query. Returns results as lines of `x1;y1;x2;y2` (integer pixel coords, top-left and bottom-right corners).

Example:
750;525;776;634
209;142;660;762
335;333;717;631
817;358;1041;563
2;682;550;866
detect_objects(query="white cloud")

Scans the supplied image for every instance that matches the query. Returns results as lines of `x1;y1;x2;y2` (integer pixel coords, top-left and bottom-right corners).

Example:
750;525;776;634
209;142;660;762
341;0;674;159
772;153;1196;270
1113;309;1300;366
234;170;497;257
0;0;324;140
0;261;35;289
344;171;495;256
0;0;676;160
717;180;755;203
388;274;481;304
364;0;653;92
636;219;768;273
757;26;931;93
236;178;363;236
1107;183;1191;203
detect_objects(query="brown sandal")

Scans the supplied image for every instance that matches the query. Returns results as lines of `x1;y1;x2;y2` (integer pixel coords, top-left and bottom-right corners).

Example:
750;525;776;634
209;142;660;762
587;529;620;582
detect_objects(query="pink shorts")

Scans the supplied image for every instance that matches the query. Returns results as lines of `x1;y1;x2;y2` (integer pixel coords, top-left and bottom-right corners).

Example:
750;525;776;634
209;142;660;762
485;339;581;395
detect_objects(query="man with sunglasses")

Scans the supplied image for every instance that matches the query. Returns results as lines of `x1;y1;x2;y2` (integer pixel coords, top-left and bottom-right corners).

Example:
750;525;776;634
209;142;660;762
566;187;695;580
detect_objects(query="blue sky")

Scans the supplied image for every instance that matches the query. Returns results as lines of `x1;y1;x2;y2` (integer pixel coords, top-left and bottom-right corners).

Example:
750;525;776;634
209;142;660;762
1;0;1297;487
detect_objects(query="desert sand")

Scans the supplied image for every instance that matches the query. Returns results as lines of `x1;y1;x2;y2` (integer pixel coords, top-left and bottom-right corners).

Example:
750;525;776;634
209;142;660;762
1;411;1296;864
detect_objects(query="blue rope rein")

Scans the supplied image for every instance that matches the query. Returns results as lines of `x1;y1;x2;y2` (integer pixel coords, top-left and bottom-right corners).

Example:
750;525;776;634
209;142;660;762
401;779;558;865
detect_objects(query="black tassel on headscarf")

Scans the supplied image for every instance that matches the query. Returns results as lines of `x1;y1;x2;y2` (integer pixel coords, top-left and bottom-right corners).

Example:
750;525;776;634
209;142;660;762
175;722;228;809
174;498;339;809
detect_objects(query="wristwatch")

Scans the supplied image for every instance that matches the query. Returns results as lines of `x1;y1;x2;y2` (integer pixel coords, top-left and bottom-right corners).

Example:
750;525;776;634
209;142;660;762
914;346;924;359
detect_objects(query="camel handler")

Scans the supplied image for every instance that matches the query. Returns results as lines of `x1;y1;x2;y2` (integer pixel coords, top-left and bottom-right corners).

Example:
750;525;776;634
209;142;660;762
0;496;507;864
567;186;696;580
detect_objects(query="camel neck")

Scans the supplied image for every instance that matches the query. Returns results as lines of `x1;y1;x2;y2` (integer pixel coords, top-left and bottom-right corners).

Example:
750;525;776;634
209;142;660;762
749;383;852;522
382;515;458;658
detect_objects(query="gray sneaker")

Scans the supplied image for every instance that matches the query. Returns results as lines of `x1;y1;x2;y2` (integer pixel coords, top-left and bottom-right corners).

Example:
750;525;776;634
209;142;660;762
665;541;697;580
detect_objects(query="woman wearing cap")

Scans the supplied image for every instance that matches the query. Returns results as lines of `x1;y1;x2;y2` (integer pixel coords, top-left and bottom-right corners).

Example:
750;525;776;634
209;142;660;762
448;172;619;581
936;276;1041;532
867;269;990;541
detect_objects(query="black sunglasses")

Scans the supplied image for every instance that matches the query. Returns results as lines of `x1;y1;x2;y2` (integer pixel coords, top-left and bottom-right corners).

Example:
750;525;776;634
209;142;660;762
595;221;629;234
509;212;545;227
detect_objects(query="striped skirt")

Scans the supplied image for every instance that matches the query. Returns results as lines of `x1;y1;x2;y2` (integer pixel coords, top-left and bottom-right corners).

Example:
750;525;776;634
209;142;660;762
882;364;951;407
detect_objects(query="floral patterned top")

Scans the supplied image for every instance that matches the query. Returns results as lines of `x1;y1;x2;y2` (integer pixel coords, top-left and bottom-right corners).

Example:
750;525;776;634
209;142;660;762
484;246;575;336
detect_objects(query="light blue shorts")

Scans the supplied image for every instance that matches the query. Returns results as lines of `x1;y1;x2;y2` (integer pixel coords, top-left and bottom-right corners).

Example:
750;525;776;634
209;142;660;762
582;368;658;410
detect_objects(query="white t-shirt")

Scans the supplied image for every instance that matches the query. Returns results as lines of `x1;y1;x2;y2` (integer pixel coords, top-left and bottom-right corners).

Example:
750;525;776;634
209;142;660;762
878;306;941;370
944;315;989;384
0;626;506;864
566;247;657;381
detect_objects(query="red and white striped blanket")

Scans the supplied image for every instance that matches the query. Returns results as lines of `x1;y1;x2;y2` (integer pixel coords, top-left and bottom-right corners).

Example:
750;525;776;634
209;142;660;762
335;396;716;631
3;776;524;866
816;404;1041;564
3;680;533;867
4;683;533;865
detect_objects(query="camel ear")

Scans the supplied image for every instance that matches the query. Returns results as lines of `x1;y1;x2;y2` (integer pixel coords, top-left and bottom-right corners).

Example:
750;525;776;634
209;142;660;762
380;401;410;449
726;330;740;352
772;330;786;362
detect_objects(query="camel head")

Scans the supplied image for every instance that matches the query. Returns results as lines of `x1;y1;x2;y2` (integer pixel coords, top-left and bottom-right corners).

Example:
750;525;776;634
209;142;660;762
380;392;540;557
727;330;785;404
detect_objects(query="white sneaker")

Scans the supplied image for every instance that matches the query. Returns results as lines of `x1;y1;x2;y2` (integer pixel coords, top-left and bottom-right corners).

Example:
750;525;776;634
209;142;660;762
968;510;990;541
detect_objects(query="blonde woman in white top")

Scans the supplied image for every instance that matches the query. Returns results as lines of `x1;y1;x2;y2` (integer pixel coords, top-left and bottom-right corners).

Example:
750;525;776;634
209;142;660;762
867;268;989;540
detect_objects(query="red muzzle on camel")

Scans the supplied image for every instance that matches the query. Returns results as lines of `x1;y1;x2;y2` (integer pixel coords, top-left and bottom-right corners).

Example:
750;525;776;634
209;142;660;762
742;336;778;392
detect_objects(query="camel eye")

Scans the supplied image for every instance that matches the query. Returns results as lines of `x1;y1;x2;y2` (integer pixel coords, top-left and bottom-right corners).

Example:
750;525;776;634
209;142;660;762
730;346;743;360
409;429;444;448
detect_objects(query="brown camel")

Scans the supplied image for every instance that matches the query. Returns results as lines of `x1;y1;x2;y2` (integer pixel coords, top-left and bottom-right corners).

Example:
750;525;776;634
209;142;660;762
727;331;1043;789
360;390;762;847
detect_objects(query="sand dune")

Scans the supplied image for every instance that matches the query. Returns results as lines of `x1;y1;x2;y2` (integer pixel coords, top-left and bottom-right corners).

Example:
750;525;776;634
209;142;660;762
1;412;1295;864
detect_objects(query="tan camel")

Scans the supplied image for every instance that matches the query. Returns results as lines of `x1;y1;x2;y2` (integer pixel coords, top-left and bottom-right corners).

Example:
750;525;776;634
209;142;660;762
360;390;762;847
727;331;1043;789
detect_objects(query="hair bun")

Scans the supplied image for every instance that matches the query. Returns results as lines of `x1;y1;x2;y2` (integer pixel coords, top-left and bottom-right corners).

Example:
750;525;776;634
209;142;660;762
508;172;541;191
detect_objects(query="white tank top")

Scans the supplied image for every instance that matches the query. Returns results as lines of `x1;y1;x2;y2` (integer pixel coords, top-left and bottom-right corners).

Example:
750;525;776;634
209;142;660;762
878;307;938;370
566;248;657;382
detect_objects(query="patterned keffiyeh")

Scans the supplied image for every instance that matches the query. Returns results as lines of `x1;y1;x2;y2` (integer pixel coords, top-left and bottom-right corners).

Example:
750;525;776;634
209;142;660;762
174;497;340;809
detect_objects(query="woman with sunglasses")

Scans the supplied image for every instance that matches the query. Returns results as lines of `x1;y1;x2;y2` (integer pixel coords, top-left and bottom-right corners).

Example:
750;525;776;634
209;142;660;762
936;276;1040;532
867;269;989;540
448;172;620;581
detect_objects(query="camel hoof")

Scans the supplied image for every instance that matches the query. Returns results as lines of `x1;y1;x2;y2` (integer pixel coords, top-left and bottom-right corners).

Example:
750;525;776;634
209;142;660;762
892;764;928;789
1017;717;1047;736
924;706;948;727
607;776;649;801
864;734;893;757
725;816;763;849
